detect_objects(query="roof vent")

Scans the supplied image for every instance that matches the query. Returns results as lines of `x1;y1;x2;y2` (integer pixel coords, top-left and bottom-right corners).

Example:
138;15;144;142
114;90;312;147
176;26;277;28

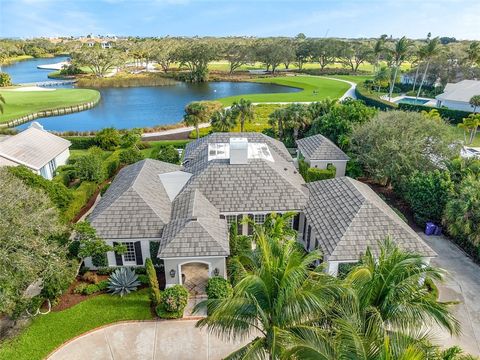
229;138;248;165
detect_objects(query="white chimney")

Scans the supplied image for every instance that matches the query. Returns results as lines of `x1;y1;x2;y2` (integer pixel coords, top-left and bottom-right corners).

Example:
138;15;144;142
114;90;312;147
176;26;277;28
229;138;249;165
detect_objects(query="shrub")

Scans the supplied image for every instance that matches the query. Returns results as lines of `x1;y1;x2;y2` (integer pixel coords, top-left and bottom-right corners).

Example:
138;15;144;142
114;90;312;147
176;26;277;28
74;147;106;183
403;170;454;227
97;267;115;275
82;271;99;284
120;129;142;148
424;277;439;300
8;166;73;212
151;145;180;164
146;258;161;305
162;285;188;313
149;241;162;266
306;165;336;182
104;150;121;178
41;260;78;300
226;256;246;286
95;128;121;150
74;283;88;294
398;103;470;124
134;267;147;275
354;82;398;110
108;267;140;297
0;72;13;87
137;141;152;150
82;280;109;295
61;181;97;222
206;277;233;299
92;253;108;267
137;274;149;285
63;136;97;150
119;147;144;165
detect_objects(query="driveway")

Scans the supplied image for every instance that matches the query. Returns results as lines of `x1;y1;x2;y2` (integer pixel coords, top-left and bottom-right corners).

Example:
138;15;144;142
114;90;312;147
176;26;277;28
47;320;251;360
420;233;480;355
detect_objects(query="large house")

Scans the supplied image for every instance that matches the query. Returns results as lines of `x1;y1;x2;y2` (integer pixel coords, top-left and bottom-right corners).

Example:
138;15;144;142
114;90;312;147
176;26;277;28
436;80;480;112
88;132;435;287
0;122;71;180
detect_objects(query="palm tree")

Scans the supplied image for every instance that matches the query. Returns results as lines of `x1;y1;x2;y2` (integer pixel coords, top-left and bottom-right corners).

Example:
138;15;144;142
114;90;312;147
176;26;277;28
416;37;441;99
373;66;390;92
372;34;388;74
457;114;480;145
345;238;460;336
231;98;254;132
183;102;207;139
210;108;236;132
0;94;5;114
387;36;412;100
469;95;480;113
285;103;310;140
268;108;288;141
196;217;343;359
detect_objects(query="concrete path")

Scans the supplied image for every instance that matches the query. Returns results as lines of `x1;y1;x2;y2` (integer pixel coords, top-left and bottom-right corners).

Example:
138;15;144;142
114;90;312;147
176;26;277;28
142;123;210;139
48;320;251;360
420;233;480;355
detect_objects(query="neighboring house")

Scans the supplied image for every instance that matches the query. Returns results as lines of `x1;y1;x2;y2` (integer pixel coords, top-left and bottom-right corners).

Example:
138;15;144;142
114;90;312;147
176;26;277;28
296;134;349;177
436;80;480;112
0;122;71;180
88;132;435;289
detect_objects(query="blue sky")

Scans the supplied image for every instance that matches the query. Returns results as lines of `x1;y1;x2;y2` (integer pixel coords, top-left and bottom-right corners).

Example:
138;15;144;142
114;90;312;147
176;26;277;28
1;0;479;39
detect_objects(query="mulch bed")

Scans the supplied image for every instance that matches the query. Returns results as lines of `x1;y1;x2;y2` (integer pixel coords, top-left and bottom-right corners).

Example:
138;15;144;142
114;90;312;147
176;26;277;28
51;275;109;312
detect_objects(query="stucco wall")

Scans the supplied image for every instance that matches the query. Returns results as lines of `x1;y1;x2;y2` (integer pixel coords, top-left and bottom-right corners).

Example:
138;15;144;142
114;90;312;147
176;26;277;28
438;99;474;112
163;257;227;287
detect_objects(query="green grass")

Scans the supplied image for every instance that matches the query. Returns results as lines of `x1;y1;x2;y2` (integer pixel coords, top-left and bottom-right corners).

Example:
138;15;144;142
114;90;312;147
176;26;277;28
0;88;101;123
329;74;373;84
451;125;480;147
218;75;350;105
0;289;152;360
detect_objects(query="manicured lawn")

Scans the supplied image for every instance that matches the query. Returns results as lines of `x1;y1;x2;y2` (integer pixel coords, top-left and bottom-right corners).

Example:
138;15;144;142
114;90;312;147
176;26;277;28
0;88;100;123
218;75;350;105
329;74;373;84
0;289;153;360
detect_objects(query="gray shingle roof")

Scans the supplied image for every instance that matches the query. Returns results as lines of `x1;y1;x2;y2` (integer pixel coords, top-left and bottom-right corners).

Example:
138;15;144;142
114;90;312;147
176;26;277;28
296;134;349;161
183;132;307;213
158;189;229;258
305;177;436;261
89;159;181;239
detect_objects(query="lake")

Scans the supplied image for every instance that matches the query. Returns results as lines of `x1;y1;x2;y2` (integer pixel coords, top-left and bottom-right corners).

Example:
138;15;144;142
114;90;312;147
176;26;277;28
4;57;300;132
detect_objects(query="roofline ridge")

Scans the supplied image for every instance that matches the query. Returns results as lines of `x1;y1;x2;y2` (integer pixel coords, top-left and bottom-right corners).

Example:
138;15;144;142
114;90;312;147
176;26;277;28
197;217;230;253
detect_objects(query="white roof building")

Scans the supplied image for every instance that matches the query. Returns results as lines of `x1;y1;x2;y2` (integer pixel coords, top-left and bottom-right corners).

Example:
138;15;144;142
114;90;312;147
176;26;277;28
0;122;71;180
436;80;480;112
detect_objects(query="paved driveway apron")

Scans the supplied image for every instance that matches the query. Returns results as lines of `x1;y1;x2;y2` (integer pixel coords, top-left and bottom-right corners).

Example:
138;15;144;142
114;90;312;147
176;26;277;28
48;320;250;360
421;233;480;355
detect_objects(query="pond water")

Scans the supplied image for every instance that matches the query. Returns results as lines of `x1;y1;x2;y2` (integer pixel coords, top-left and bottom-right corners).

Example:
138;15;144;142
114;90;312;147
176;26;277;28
4;57;300;132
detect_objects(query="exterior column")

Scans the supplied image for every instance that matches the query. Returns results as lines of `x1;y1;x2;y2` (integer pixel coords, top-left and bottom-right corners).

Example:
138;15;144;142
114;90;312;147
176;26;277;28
326;261;339;277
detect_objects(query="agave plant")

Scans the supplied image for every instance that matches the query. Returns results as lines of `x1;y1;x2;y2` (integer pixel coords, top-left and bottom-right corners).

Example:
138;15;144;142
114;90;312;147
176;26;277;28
108;267;140;297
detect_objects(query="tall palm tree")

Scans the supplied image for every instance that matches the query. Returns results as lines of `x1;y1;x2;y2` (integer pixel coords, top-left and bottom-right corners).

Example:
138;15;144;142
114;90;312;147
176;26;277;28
268;107;288;140
416;37;441;99
387;36;412;100
345;238;460;336
231;98;254;132
196;220;343;359
372;34;388;75
210;108;236;132
0;93;5;114
183;102;207;139
469;95;480;113
285;103;310;140
457;114;480;145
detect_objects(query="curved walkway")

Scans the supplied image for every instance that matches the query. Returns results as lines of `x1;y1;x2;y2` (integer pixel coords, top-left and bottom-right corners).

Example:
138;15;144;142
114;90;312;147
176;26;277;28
47;320;251;360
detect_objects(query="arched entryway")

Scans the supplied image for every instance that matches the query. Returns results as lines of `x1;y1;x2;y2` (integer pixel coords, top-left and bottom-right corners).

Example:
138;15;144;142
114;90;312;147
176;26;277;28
180;262;209;296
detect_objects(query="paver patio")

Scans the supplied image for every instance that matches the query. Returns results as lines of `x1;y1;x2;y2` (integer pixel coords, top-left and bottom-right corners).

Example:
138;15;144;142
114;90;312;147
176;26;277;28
47;320;252;360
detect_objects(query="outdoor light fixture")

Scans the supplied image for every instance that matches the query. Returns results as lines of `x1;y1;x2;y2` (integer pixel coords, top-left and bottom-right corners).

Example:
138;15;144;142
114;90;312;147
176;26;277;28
169;269;176;278
213;268;220;276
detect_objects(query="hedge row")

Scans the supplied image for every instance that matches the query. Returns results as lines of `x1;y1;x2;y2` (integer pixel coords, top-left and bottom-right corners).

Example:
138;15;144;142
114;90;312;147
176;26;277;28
354;83;398;111
61;181;97;222
64;136;98;150
397;103;470;124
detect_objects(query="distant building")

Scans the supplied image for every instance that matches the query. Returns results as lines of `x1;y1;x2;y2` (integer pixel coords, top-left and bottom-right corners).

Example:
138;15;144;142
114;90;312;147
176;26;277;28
0;122;71;180
436;80;480;112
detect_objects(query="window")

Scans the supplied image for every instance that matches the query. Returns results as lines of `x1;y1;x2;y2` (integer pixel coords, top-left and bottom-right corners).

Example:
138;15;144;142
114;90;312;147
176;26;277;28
226;215;237;225
123;242;136;264
254;214;265;224
48;158;57;175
